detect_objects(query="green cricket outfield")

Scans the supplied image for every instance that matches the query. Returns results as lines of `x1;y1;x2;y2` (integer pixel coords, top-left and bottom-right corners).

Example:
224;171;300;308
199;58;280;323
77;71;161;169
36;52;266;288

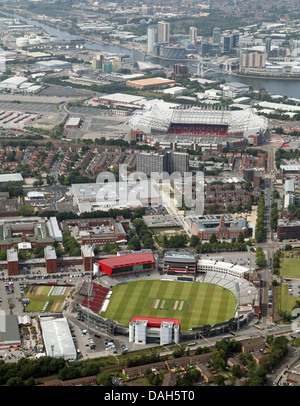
102;279;236;332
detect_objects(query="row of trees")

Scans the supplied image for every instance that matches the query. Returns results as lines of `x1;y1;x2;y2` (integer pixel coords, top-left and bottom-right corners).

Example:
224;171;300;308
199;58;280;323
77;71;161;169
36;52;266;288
270;205;279;231
191;232;249;254
255;197;265;243
131;218;155;251
255;247;266;268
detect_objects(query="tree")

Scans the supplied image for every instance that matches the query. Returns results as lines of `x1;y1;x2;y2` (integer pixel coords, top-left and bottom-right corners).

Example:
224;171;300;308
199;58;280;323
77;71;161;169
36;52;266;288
190;235;200;247
214;374;225;386
209;233;218;244
128;236;141;251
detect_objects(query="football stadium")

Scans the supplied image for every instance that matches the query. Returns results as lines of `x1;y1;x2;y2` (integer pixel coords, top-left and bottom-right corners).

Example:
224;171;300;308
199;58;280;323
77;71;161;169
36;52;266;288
75;252;260;345
129;105;268;147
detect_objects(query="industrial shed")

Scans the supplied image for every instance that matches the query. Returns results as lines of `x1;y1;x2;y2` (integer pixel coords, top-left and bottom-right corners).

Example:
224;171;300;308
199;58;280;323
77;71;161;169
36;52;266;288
0;314;21;349
39;316;76;360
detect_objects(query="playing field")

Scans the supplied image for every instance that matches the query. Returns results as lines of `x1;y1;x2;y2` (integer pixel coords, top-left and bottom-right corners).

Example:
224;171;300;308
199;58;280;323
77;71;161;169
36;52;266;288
102;280;237;332
280;254;300;278
24;284;70;313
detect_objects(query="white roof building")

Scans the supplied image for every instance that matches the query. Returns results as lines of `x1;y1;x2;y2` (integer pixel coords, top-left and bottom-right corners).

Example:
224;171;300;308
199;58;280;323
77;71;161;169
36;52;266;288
39;316;77;360
0;173;23;184
0;76;28;89
47;217;63;242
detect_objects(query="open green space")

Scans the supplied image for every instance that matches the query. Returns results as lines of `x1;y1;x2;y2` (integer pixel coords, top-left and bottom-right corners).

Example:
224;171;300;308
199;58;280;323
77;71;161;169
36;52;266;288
24;285;69;313
280;253;300;279
276;283;300;314
102;280;236;332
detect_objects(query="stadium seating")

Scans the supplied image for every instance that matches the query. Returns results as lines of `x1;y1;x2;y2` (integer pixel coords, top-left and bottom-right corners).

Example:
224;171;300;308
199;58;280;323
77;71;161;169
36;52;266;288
168;124;228;137
81;283;110;313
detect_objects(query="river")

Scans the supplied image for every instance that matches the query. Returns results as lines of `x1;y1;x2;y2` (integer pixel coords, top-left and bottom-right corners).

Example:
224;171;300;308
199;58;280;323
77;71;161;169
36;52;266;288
4;11;300;98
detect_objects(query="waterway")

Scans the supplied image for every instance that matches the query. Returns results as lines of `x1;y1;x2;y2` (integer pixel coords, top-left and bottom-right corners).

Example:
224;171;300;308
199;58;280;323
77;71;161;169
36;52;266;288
4;11;300;98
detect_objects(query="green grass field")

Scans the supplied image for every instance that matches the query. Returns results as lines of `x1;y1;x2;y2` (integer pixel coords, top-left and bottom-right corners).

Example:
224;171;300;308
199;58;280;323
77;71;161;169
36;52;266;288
24;285;69;313
280;254;300;279
102;280;236;332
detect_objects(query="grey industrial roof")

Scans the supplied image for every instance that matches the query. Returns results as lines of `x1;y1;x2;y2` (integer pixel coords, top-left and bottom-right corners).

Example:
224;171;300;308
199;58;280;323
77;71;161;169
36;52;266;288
39;316;77;360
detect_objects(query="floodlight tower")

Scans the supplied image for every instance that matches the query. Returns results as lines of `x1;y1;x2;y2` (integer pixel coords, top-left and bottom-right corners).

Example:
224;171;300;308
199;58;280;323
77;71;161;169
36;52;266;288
235;282;240;331
87;244;95;334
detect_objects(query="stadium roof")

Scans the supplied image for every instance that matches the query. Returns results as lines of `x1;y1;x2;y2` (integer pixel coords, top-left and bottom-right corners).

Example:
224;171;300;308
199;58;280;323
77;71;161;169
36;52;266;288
198;259;248;276
164;252;198;263
130;316;180;327
98;253;155;268
129;105;268;138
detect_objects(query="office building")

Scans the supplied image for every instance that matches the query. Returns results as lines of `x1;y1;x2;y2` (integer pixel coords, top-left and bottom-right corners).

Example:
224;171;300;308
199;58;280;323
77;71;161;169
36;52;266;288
240;49;266;73
147;25;158;53
44;245;57;273
232;33;239;49
277;219;300;241
213;27;221;45
7;248;18;276
223;35;233;53
173;64;189;78
189;26;197;48
265;37;272;57
157;21;170;43
81;245;95;272
200;40;210;56
163;252;198;276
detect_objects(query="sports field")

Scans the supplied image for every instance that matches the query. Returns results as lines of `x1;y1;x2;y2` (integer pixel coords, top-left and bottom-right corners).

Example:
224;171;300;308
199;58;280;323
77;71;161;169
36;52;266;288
24;284;70;313
102;280;237;332
280;253;300;278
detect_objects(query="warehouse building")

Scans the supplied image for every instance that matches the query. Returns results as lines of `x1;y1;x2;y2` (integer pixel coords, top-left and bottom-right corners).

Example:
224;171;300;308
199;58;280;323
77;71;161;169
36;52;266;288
0;173;23;185
98;93;147;109
39;315;77;360
126;77;176;90
65;117;82;128
47;217;63;242
0;315;21;349
35;59;72;71
0;76;28;90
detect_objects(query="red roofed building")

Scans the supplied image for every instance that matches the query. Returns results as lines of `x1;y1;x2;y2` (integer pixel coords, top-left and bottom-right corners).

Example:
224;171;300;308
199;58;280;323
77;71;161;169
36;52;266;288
97;253;155;276
130;316;181;329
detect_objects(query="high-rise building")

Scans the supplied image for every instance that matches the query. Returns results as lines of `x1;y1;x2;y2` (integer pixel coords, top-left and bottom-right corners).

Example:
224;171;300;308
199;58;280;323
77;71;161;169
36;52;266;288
265;37;272;57
173;64;189;78
147;25;158;53
232;33;239;49
157;21;170;43
136;151;165;176
240;49;266;73
189;26;197;48
223;35;233;53
165;151;189;176
200;40;210;56
213;27;221;45
91;54;103;70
